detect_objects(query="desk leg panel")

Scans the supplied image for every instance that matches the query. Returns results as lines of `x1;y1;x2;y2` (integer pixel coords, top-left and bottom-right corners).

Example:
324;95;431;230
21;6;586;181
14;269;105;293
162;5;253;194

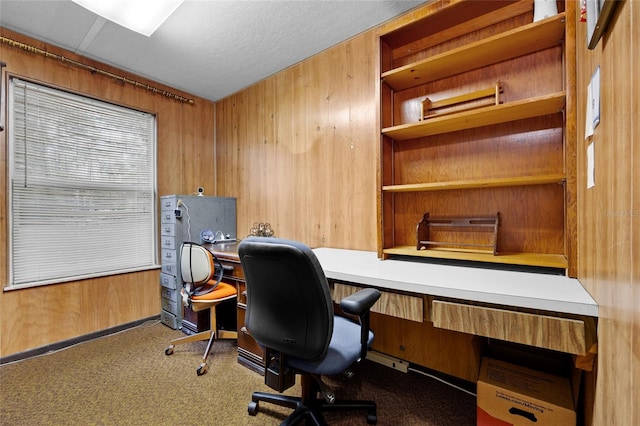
370;313;482;382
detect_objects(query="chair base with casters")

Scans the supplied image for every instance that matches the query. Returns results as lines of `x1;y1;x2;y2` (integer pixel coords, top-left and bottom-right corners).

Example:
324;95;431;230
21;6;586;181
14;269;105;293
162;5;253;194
164;282;238;376
248;373;377;425
247;317;379;425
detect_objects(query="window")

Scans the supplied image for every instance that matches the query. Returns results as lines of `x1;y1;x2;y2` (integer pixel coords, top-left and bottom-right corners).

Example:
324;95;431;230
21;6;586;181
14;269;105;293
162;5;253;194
7;78;158;289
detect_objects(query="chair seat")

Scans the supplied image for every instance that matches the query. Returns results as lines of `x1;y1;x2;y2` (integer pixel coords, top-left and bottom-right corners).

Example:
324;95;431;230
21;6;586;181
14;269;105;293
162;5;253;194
191;282;237;301
185;282;237;312
286;316;374;376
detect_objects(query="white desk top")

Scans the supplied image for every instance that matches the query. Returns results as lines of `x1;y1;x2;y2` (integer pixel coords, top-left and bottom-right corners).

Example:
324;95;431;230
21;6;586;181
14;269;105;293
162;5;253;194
313;248;598;317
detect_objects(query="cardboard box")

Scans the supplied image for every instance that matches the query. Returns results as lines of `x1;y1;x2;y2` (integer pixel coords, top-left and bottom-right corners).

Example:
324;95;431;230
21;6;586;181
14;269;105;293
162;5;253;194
477;357;576;426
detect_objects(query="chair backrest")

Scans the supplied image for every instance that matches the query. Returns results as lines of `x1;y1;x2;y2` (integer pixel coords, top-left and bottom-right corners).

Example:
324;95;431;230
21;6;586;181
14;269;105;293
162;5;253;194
238;237;334;361
180;242;215;285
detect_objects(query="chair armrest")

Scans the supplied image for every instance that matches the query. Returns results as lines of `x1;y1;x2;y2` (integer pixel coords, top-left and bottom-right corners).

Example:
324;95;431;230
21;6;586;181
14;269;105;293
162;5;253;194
339;288;381;362
340;288;381;316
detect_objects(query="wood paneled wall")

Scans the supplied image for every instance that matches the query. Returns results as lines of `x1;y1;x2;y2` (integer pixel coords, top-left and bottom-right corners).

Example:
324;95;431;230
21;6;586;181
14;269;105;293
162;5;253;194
2;1;639;422
574;1;639;425
214;1;639;424
214;31;378;248
0;28;216;357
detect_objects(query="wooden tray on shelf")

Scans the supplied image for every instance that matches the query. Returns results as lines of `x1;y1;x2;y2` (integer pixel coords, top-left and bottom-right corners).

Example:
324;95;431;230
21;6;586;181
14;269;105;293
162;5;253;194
420;83;503;121
417;213;500;255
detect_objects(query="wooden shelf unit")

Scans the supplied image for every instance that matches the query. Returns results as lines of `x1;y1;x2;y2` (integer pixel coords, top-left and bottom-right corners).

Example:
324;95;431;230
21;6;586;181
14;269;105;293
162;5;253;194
382;92;566;141
381;12;566;91
377;0;576;273
382;174;566;193
382;246;569;270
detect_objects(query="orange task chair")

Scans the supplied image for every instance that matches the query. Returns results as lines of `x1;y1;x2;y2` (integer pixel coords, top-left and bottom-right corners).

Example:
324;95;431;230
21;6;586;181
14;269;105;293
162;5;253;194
164;242;238;375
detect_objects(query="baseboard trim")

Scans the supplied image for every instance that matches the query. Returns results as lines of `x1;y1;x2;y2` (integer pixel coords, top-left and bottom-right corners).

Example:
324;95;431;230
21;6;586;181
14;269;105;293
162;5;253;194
0;315;160;365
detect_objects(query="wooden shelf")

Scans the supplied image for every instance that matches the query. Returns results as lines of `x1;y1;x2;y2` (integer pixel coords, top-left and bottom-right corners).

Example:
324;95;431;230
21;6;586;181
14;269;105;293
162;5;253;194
382;246;568;269
377;1;573;273
383;174;566;193
382;92;565;141
381;12;566;91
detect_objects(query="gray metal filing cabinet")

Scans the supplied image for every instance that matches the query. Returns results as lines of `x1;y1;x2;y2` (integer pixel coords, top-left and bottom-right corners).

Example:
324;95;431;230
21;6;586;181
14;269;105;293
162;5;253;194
159;194;237;330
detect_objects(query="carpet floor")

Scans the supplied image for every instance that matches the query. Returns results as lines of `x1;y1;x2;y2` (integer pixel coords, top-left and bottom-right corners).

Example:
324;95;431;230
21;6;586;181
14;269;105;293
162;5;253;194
0;321;476;425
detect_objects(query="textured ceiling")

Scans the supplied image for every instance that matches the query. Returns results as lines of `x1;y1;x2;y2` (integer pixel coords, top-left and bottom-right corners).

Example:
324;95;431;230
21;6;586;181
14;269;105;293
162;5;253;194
0;0;425;102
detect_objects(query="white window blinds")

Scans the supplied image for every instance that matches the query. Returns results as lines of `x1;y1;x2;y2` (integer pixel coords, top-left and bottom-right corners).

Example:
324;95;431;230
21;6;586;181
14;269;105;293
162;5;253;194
8;78;158;288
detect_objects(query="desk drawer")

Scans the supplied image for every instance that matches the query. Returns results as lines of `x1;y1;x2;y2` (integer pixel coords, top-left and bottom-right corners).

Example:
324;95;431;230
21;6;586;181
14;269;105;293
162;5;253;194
160;272;178;289
161;262;177;276
161;287;180;303
161;295;179;315
160;223;175;237
160;210;176;224
160;310;179;329
161;249;177;264
431;300;586;355
160;236;176;250
333;283;424;322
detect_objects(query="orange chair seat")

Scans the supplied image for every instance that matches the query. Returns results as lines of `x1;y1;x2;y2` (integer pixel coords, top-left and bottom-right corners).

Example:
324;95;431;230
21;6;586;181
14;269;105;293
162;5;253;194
191;282;237;302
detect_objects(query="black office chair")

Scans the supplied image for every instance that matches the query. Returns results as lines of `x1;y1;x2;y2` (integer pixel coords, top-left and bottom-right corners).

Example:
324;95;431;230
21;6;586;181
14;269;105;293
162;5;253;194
238;237;381;425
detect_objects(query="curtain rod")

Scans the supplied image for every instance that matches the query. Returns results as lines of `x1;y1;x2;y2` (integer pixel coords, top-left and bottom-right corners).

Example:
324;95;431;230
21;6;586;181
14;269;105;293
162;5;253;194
1;36;195;105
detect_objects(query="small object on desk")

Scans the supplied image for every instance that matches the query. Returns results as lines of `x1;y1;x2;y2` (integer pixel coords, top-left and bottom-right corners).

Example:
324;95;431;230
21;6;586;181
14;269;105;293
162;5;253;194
202;229;237;244
213;238;237;244
249;222;275;237
212;230;236;244
200;229;215;244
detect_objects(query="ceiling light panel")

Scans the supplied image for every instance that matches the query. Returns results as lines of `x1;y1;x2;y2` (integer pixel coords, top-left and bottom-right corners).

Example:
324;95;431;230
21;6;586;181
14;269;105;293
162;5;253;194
71;0;184;36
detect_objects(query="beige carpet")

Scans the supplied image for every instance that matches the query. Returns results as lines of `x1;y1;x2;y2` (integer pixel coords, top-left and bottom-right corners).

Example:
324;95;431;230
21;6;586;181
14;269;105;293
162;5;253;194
0;321;476;425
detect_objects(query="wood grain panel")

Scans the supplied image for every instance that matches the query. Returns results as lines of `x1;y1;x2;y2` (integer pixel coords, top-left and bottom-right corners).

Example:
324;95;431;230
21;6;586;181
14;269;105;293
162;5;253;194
563;0;578;278
633;5;640;426
391;47;564;127
391;1;532;63
215;31;378;249
0;28;214;357
332;283;424;322
369;312;483;382
391;116;565;183
431;300;586;355
0;271;159;355
575;0;638;424
382;13;566;90
391;185;566;255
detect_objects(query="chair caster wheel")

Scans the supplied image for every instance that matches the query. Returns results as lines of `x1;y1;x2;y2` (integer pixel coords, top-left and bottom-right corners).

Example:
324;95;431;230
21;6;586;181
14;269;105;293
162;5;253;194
164;346;174;356
196;363;208;376
367;413;377;424
248;401;259;416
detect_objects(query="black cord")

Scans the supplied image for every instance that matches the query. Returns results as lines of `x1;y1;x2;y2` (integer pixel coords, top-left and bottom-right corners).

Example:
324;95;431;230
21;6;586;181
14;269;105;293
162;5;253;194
184;242;222;298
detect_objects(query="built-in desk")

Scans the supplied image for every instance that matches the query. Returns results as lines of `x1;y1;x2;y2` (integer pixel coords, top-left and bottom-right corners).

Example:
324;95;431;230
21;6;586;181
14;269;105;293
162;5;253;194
313;248;597;316
314;248;598;378
205;244;598;380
